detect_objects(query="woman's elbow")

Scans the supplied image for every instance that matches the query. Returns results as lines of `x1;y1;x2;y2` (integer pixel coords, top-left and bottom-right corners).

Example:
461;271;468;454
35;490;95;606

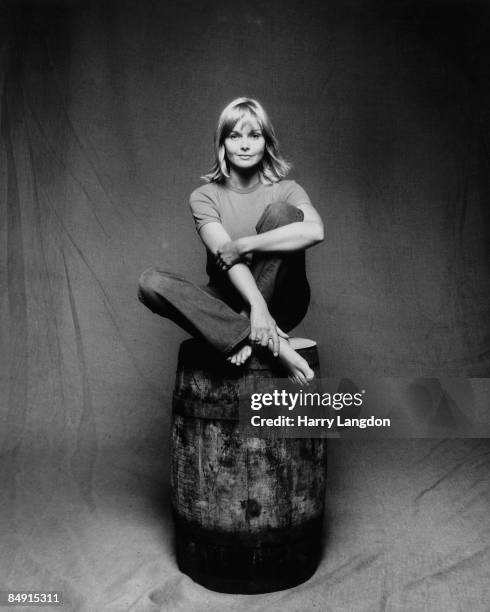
312;223;324;244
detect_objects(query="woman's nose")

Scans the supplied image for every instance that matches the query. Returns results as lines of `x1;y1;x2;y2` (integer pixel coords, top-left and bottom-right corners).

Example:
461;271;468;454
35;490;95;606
240;140;250;151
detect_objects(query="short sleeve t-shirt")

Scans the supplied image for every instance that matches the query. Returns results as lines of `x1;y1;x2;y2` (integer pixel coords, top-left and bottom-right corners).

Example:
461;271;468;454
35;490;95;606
189;179;312;282
189;180;311;240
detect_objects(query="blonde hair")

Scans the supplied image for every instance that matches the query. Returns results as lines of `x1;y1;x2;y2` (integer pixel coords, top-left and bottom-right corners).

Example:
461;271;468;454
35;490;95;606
201;97;291;184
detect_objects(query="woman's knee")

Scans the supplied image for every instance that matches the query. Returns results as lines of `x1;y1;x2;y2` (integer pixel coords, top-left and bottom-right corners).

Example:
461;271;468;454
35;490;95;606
138;267;177;300
255;201;304;232
138;267;187;298
138;267;160;296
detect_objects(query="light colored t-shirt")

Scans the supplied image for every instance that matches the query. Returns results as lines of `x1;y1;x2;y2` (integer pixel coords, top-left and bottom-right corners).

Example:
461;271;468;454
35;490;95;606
189;179;311;240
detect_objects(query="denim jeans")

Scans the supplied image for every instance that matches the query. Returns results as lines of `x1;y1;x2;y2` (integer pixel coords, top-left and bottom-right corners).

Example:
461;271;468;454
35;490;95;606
137;202;310;355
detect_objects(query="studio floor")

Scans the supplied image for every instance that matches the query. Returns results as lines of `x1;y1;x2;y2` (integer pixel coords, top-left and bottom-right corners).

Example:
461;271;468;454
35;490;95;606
2;440;488;611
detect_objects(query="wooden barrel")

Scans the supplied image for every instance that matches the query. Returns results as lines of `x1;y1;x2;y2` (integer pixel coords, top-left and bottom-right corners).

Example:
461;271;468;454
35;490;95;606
170;338;327;594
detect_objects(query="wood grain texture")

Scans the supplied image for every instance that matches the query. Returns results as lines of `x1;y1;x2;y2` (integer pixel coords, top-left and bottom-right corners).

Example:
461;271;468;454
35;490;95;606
170;339;327;593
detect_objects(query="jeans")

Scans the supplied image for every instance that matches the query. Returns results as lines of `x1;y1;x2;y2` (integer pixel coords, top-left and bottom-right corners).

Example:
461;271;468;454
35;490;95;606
137;202;310;355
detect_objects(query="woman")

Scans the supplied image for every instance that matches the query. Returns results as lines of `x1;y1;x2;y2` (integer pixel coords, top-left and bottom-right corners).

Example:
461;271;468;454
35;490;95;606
138;97;324;385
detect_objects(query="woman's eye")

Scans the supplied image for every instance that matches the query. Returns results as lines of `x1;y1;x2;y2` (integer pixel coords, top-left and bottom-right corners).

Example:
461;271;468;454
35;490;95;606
252;133;262;139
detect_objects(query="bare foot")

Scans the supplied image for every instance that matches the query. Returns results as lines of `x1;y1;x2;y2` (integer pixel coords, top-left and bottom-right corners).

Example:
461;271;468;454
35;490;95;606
277;337;314;386
227;344;252;366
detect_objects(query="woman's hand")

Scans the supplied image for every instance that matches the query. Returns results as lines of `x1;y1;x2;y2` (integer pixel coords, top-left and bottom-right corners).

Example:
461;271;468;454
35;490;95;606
216;240;244;271
249;302;288;357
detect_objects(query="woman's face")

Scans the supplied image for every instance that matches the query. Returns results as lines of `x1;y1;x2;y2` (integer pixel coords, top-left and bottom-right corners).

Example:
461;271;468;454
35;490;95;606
224;115;265;172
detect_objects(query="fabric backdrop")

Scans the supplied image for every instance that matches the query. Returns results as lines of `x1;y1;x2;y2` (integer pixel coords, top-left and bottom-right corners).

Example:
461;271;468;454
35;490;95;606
0;0;489;610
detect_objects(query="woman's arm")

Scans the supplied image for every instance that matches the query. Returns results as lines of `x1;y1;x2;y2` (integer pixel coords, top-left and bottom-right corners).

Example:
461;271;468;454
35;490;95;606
243;203;324;252
199;222;282;355
216;203;324;269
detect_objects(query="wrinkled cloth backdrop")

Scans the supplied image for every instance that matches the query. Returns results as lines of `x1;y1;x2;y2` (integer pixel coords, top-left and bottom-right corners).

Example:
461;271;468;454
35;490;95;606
0;0;489;610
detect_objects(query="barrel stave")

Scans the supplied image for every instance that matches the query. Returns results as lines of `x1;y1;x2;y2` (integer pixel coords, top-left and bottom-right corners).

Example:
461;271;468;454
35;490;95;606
170;339;326;593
